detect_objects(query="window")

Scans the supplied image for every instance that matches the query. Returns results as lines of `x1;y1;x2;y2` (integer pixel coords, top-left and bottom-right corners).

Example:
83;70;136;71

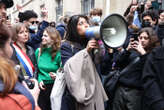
56;0;63;21
81;0;95;15
21;0;25;4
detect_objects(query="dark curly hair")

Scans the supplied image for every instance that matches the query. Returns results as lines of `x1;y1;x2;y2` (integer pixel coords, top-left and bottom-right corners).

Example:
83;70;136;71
65;14;89;46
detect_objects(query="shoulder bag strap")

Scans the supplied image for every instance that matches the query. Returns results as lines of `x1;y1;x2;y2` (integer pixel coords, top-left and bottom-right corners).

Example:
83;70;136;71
120;57;140;75
37;48;41;64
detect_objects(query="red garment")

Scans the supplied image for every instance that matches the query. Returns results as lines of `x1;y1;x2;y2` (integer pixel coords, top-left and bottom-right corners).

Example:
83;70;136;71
0;94;40;110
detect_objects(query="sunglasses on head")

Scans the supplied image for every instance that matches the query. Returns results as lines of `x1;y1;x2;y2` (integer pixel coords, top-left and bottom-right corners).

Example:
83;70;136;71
30;21;39;24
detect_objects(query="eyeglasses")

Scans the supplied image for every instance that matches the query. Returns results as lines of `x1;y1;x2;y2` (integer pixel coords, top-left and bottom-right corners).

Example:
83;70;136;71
30;21;39;25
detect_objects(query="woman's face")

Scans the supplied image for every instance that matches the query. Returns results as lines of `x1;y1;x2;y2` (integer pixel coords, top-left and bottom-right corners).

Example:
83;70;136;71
138;32;150;49
77;17;89;36
17;26;29;44
42;31;52;45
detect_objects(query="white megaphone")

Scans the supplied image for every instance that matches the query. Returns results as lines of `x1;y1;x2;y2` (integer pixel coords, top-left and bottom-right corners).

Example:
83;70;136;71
85;14;128;48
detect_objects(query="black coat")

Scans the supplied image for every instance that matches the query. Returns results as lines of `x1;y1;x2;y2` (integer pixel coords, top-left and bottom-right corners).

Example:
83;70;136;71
115;50;147;89
26;45;38;78
61;41;85;65
11;44;38;80
142;46;164;110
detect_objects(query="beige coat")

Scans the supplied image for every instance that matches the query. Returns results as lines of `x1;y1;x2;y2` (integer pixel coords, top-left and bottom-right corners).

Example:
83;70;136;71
64;49;108;110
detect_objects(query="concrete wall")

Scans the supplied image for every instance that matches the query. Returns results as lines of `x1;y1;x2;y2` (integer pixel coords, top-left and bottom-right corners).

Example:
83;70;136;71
8;0;131;23
63;0;81;15
110;0;131;15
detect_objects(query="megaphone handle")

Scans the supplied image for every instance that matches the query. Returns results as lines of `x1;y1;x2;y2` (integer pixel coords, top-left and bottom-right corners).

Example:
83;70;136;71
93;48;99;54
90;38;99;54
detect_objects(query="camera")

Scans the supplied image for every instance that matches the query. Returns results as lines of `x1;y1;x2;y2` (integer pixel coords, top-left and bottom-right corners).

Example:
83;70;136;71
14;65;35;89
24;79;35;89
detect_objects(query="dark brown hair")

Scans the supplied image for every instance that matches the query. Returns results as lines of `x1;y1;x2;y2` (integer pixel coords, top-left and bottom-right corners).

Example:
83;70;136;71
0;23;12;49
65;15;89;46
138;27;159;52
89;8;102;17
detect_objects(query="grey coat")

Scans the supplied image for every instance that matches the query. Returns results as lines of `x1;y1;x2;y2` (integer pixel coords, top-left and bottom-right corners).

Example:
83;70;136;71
64;49;108;110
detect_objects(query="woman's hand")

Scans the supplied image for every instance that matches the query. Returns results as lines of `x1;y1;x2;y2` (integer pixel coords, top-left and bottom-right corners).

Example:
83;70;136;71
22;79;40;106
86;39;99;52
39;81;46;90
49;72;56;80
126;38;135;51
16;4;22;12
130;5;138;13
132;41;146;55
127;38;146;55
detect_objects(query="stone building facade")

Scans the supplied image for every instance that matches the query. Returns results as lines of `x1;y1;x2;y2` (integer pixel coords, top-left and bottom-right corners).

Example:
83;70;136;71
7;0;137;23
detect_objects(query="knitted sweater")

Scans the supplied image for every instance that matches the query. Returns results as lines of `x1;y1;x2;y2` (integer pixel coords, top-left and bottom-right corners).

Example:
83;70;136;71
35;48;61;84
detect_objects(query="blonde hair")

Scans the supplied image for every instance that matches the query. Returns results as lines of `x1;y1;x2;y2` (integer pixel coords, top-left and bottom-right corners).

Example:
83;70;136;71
41;27;61;60
0;57;17;96
12;23;29;42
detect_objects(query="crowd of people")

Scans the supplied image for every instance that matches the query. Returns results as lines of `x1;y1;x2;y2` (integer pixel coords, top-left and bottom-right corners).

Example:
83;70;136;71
0;0;164;110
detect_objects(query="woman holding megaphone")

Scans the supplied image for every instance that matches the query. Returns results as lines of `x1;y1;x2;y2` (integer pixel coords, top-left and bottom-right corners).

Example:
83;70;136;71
60;14;108;110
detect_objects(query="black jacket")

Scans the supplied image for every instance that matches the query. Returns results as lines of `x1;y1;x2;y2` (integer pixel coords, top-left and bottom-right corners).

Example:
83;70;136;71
115;50;147;89
61;41;85;66
11;44;38;79
25;45;38;78
142;46;164;110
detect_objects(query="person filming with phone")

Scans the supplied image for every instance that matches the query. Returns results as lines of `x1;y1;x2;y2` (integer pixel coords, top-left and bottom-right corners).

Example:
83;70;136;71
104;27;159;110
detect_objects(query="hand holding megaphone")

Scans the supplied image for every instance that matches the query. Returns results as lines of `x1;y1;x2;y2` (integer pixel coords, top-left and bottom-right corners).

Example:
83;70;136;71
127;38;146;55
86;39;99;52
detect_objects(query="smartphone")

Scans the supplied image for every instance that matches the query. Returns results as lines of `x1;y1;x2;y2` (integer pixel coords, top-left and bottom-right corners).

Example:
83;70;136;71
131;33;139;41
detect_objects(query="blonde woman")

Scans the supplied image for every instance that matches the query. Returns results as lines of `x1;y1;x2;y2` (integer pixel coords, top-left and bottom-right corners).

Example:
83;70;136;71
12;23;37;78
